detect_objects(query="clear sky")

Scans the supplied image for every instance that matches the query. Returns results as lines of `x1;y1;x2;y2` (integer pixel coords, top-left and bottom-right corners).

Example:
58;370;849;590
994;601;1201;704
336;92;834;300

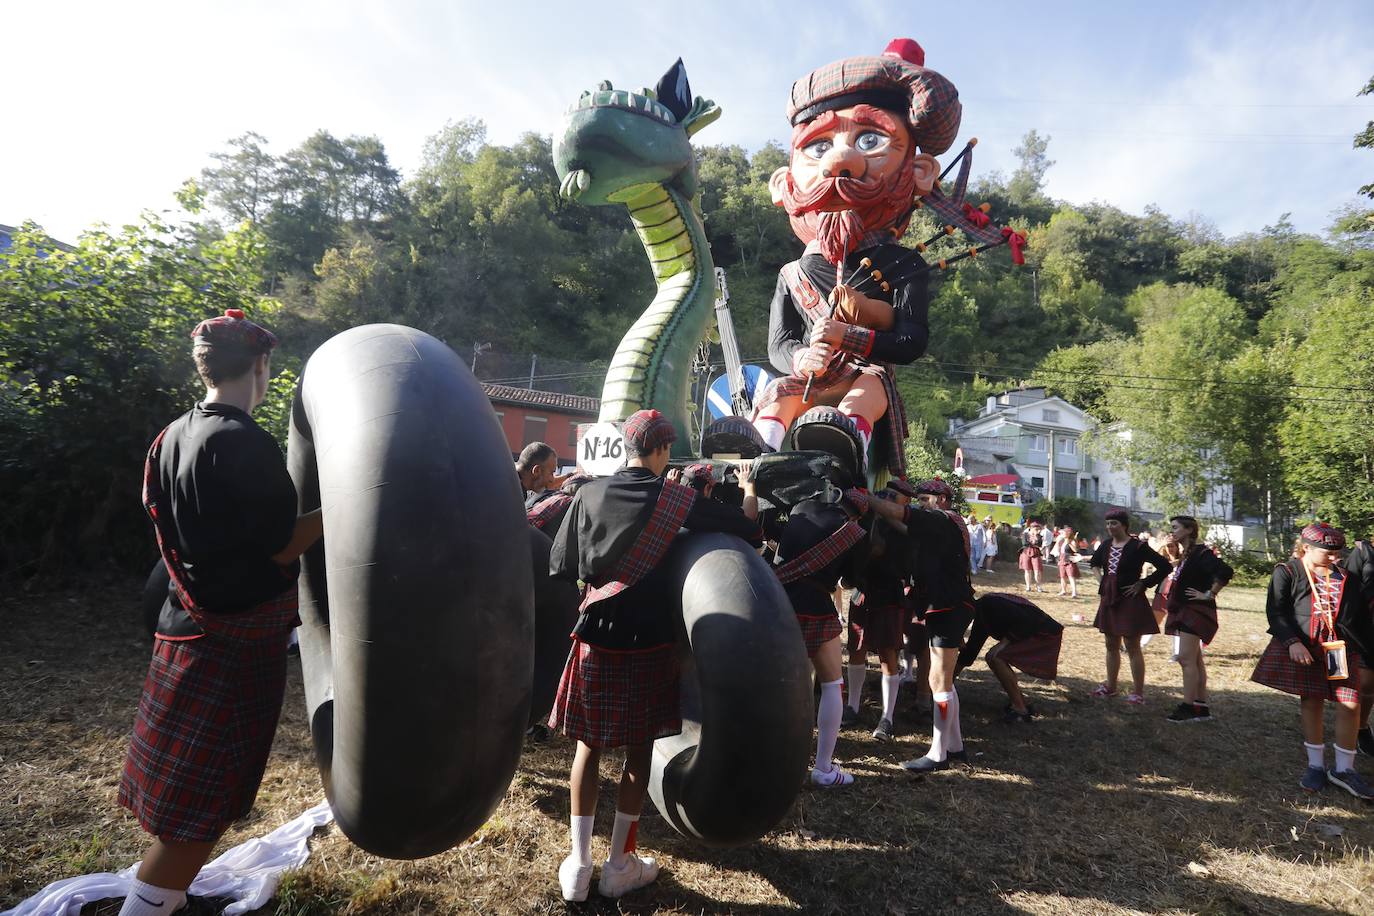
5;0;1372;243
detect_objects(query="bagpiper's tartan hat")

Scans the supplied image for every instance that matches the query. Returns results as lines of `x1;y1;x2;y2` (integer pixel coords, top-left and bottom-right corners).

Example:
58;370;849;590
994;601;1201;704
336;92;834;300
886;478;919;499
1301;521;1346;550
192;308;278;353
786;38;962;156
913;477;956;499
623;409;677;454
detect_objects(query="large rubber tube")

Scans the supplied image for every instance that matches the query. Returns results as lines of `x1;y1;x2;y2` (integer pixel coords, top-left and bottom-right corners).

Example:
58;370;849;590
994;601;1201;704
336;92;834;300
288;324;534;859
527;526;579;726
648;533;813;846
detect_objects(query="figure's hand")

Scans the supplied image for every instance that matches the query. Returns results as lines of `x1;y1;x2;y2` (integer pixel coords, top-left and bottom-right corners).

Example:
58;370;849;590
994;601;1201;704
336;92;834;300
1123;582;1145;598
794;343;834;376
548;471;572;490
665;467;683;484
1183;587;1212;601
1289;642;1313;666
810;318;847;348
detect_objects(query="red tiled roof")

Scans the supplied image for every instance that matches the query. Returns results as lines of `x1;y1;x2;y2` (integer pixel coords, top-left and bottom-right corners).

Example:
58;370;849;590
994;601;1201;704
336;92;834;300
481;383;600;416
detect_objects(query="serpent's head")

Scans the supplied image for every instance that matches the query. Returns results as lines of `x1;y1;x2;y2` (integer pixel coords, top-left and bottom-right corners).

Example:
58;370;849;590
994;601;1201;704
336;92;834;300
554;59;720;205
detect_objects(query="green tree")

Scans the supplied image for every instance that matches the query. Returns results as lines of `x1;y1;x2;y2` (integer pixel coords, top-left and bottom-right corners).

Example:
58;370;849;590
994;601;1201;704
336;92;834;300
0;214;290;579
1008;129;1054;206
1356;75;1374;199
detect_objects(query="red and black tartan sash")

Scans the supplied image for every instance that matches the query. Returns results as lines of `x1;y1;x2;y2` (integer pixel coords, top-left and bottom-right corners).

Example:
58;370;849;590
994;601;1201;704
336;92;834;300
143;427;298;642
774;521;865;585
579;480;697;611
527;491;572;531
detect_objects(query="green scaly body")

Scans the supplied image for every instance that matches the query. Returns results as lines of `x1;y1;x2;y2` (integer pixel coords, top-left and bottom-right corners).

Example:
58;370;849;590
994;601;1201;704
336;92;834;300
553;72;720;457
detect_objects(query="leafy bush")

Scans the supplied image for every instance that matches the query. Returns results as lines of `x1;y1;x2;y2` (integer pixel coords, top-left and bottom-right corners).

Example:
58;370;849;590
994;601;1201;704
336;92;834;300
0;216;289;582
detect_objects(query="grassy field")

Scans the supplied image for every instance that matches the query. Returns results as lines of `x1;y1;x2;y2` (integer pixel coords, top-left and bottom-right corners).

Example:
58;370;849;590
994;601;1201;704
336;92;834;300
3;565;1373;915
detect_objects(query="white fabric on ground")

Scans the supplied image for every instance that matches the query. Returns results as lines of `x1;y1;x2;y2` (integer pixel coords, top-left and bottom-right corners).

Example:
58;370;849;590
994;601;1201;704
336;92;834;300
2;801;334;916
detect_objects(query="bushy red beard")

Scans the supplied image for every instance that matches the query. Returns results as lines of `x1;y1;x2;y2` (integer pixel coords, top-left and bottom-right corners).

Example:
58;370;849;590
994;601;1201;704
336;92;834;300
777;157;920;265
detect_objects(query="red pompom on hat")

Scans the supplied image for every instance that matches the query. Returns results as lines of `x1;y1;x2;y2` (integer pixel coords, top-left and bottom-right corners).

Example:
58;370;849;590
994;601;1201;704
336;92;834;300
1301;521;1346;550
883;37;925;67
622;409;677;454
191;308;278;353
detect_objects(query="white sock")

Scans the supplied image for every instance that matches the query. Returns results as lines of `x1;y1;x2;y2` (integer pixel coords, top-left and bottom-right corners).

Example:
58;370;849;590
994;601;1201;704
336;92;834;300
927;690;952;762
1304;741;1326;769
881;674;901;721
608;810;638;867
1140;634;1153;647
945;687;964;754
815;679;843;772
1173;634;1182;656
1334;745;1356;773
755;417;786;451
846;663;866;712
119;880;186;916
570;813;595;867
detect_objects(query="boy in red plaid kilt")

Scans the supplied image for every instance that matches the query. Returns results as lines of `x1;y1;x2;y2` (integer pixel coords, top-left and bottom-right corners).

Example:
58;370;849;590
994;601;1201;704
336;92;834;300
547;410;762;902
1251;523;1374;798
956;593;1064;722
772;489;871;786
117;310;322;916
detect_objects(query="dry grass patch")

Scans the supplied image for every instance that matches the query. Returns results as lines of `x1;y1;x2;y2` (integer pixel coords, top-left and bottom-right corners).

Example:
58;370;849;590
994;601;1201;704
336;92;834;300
3;568;1372;914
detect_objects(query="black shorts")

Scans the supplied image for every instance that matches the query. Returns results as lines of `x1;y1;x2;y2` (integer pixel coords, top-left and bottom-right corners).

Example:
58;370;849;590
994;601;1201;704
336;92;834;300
925;602;974;649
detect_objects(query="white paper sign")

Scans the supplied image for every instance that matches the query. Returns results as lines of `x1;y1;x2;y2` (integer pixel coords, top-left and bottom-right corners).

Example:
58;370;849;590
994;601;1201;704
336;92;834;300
578;421;626;476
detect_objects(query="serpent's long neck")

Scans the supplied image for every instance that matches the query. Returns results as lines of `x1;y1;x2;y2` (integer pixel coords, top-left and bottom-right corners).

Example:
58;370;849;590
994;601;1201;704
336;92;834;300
599;183;714;456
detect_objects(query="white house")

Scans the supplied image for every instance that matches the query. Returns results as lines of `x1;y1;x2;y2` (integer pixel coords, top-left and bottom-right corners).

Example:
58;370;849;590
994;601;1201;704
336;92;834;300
950;387;1234;521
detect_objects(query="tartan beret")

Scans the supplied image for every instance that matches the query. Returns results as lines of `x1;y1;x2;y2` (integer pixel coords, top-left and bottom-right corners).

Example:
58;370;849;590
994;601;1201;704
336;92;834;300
622;409;676;453
786;38;962;155
913;477;955;499
1104;508;1131;524
886;478;918;499
191;308;278;353
1302;522;1346;550
684;463;715;488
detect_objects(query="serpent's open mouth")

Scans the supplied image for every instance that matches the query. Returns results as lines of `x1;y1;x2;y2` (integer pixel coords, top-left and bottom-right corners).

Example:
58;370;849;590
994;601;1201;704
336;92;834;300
564;80;678;124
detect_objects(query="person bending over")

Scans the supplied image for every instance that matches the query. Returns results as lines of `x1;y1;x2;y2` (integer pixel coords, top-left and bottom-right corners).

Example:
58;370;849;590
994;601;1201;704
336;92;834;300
957;593;1064;722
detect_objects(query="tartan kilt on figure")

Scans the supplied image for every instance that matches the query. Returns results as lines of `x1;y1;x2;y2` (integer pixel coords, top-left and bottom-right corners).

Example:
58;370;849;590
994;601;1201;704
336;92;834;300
848;599;904;653
1250;639;1363;704
995;631;1063;681
119;588;298;842
548;639;681;748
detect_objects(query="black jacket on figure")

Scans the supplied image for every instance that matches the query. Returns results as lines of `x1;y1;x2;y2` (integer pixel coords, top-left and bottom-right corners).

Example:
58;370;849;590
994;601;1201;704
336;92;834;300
957;593;1063;671
1088;536;1171;594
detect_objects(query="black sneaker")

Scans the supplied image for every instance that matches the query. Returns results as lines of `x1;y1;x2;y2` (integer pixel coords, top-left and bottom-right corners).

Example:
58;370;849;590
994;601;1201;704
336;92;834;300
1358;726;1374;758
1166;702;1198;724
840;706;861;728
1192;703;1213;723
1300;765;1328;793
1328;768;1374;801
900;755;948;773
1003;704;1035;723
872;717;895;742
947;749;970;767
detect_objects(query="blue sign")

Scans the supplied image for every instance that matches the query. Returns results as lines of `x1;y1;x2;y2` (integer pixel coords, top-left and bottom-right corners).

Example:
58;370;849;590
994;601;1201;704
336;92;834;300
707;365;772;419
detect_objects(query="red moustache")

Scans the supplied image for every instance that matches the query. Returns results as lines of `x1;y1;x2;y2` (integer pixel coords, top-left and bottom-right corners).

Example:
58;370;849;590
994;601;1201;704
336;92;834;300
777;165;920;265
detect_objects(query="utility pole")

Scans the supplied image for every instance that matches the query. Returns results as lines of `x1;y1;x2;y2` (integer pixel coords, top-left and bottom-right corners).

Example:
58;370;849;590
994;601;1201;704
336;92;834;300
471;341;491;373
527;354;537;389
1047;430;1056;501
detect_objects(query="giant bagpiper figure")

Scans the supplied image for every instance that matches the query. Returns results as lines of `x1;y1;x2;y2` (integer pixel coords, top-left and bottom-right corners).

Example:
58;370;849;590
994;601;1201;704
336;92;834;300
704;39;1023;483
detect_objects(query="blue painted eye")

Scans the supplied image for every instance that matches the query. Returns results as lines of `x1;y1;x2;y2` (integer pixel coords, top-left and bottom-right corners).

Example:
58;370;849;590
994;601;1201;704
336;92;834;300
856;131;886;152
803;139;832;160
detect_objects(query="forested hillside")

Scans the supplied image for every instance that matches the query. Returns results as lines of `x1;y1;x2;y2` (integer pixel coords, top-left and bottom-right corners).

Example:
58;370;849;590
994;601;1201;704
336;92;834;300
3;108;1372;580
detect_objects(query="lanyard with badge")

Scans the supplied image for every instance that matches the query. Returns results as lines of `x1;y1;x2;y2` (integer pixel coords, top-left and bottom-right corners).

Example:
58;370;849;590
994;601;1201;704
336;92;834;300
1302;562;1348;680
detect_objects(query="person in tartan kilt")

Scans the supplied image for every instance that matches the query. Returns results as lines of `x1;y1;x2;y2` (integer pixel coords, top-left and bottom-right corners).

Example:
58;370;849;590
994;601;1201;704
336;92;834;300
526;472;592;534
1161;515;1233;724
1087;508;1171;706
547;409;762;902
1251;523;1374;798
701;38;959;476
956;593;1064;722
843;489;910;744
1341;536;1374;757
868;477;976;774
117;309;323;916
772;488;873;786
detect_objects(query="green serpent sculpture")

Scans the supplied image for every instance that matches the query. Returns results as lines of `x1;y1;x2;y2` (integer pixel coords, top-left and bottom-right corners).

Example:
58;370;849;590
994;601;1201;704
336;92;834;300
553;60;720;457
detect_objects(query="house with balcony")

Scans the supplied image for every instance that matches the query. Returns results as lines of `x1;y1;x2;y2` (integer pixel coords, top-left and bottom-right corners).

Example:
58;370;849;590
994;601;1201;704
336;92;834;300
950;387;1234;521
